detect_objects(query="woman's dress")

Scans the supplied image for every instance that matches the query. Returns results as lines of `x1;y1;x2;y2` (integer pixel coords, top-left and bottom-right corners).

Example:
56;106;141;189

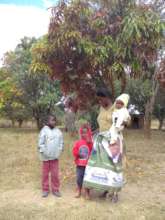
83;105;124;192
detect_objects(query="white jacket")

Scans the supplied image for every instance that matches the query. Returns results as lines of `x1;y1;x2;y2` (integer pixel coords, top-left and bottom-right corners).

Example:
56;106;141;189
38;126;64;161
109;94;130;145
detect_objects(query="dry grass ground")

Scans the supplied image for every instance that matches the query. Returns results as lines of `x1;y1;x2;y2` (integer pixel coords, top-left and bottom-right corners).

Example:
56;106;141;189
0;128;165;220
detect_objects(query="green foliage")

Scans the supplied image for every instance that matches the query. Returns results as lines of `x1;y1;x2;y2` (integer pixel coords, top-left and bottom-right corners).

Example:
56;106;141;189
125;78;165;130
1;37;62;129
0;68;27;125
19;73;62;129
32;0;164;109
76;106;99;131
126;79;152;113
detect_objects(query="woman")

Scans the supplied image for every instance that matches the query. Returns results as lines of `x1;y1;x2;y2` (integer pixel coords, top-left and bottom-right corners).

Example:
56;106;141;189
96;88;114;133
97;88;118;201
84;88;127;203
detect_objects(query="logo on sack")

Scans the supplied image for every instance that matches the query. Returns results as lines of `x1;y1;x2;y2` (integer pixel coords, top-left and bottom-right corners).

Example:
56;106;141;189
91;171;108;183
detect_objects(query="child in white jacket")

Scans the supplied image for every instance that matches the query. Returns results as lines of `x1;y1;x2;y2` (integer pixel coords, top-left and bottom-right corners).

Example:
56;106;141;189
109;94;130;163
38;115;64;198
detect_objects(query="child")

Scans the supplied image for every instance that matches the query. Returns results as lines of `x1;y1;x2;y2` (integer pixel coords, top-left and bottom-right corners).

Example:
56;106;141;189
72;125;93;199
109;94;130;163
38;115;64;198
79;123;93;149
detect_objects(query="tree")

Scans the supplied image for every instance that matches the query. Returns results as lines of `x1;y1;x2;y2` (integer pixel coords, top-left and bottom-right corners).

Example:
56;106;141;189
157;59;165;88
19;72;61;129
126;79;152;113
0;68;29;127
1;37;62;129
30;0;164;137
153;87;165;130
32;1;164;103
126;78;165;130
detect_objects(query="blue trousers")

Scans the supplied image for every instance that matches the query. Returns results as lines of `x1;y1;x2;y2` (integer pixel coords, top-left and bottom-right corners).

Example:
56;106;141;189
76;166;86;188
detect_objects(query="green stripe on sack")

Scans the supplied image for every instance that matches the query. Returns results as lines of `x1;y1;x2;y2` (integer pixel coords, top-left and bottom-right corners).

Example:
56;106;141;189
83;181;122;192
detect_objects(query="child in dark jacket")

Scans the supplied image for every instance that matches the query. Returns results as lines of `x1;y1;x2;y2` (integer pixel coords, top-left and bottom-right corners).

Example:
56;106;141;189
72;124;93;199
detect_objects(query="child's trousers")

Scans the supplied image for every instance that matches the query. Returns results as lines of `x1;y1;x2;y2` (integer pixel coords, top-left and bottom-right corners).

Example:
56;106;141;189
42;159;60;193
76;166;86;188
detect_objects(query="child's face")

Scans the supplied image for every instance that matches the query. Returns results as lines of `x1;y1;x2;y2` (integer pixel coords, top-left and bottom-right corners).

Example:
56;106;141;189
115;100;124;109
81;128;89;140
82;123;89;129
109;143;120;157
48;116;56;128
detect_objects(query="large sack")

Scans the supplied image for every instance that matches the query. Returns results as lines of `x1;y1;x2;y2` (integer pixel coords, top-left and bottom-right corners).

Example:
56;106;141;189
83;134;124;191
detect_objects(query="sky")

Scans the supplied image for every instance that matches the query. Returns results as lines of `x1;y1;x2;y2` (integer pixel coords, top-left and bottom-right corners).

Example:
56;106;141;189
0;0;57;64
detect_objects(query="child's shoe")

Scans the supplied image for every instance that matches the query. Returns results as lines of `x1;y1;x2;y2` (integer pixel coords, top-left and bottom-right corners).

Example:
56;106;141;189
42;191;49;198
53;191;62;197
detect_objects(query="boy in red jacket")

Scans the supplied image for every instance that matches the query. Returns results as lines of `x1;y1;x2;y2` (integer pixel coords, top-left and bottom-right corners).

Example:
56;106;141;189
72;125;93;199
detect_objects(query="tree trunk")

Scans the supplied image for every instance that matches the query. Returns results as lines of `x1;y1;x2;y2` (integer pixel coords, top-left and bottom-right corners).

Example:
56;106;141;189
144;102;152;138
18;119;23;128
109;73;115;99
11;119;15;128
33;108;43;130
158;118;164;130
104;69;115;99
121;75;127;93
36;118;42;130
144;80;159;138
144;62;160;138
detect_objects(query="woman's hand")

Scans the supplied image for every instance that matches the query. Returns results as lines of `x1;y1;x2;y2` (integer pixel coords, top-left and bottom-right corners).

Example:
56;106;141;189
92;129;99;135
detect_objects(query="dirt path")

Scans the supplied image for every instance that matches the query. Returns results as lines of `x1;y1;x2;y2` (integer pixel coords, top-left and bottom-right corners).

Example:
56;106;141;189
0;180;164;220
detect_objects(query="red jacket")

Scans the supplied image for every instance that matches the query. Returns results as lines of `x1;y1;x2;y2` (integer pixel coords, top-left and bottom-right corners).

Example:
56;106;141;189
72;139;92;166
